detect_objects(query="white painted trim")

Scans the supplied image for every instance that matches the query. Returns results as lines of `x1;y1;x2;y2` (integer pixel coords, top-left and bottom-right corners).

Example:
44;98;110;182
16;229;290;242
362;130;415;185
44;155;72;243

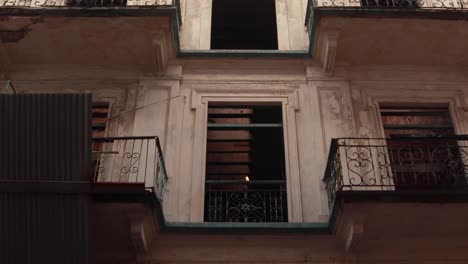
189;87;303;222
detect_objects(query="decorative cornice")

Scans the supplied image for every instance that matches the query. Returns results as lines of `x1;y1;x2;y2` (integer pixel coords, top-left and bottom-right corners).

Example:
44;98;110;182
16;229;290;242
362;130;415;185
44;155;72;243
190;87;300;111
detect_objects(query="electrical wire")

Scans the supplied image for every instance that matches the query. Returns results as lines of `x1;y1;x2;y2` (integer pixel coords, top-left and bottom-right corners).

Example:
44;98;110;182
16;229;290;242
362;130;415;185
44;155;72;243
107;94;182;121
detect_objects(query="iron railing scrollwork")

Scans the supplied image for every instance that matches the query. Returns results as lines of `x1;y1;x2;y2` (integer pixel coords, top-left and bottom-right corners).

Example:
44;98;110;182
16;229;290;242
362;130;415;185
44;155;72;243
205;180;287;223
153;137;168;200
92;136;168;200
307;0;468;12
323;139;343;209
2;0;174;8
323;136;468;208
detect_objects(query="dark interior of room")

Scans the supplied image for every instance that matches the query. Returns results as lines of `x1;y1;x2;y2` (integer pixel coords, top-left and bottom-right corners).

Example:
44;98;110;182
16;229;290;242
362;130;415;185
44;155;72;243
211;0;278;50
249;106;285;182
204;104;287;222
205;104;285;184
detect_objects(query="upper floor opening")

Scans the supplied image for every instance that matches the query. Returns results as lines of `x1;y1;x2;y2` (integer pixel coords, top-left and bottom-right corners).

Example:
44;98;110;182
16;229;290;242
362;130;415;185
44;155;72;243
210;0;278;50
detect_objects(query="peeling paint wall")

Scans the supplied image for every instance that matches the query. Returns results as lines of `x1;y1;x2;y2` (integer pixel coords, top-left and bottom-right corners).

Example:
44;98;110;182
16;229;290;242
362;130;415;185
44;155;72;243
317;87;356;146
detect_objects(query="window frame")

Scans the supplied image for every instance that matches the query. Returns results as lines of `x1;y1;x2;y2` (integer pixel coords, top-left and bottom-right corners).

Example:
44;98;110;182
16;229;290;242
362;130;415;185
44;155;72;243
189;90;302;223
373;100;464;139
204;103;288;222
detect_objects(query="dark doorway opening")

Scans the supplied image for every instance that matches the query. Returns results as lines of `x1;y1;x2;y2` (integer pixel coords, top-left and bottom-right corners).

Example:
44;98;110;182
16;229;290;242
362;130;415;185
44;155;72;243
211;0;278;50
204;104;287;222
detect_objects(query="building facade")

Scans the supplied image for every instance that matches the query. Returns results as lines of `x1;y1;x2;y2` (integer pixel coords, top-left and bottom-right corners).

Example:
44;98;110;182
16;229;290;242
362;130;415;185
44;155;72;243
2;0;468;263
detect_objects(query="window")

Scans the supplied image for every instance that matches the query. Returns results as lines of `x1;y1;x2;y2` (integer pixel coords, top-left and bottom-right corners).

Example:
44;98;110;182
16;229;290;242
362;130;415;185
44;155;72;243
380;106;455;138
204;104;287;222
91;102;110;181
211;0;278;50
92;102;110;138
380;105;464;188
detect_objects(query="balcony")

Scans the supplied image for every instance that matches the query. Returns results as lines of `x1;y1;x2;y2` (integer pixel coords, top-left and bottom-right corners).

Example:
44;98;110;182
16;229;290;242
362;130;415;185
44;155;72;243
91;136;167;199
311;0;468;10
90;136;170;263
1;0;177;8
204;180;287;222
306;0;468;71
0;0;180;81
323;136;468;247
324;136;468;202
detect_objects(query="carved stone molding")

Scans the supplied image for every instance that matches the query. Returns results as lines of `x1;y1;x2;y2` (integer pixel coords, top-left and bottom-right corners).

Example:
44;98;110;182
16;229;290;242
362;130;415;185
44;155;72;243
152;31;168;75
128;210;160;264
322;31;340;74
190;87;300;111
305;65;348;82
128;214;150;264
352;84;468;137
315;83;357;155
336;215;366;256
344;218;365;253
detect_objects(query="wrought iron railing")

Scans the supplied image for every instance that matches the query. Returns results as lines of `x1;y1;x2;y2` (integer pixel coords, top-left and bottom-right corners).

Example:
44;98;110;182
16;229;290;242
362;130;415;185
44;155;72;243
1;0;175;8
323;137;468;207
304;0;468;37
306;0;468;16
205;180;287;223
92;136;168;199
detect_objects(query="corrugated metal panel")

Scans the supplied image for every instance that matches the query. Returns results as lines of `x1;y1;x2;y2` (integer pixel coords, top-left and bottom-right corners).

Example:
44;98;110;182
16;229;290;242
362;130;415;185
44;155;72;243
0;94;91;181
0;193;89;264
0;94;91;264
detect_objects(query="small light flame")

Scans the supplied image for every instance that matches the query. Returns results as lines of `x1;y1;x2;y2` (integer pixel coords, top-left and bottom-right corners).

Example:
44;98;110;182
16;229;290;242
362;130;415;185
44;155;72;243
245;176;250;182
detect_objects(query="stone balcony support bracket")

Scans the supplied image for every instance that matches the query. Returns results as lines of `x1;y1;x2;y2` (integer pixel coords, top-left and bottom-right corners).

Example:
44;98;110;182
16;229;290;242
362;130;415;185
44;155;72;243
128;212;158;264
151;31;168;75
322;30;340;74
342;216;366;254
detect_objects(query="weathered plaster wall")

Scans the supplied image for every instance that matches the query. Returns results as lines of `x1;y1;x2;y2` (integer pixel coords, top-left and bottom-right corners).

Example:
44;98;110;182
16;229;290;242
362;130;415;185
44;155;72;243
133;81;169;137
9;62;468;224
178;0;309;51
146;206;468;263
340;65;468;139
158;60;333;223
151;234;344;264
